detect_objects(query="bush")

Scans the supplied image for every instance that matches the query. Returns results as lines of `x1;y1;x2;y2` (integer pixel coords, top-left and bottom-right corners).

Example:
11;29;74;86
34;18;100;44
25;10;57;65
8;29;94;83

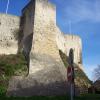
0;86;6;96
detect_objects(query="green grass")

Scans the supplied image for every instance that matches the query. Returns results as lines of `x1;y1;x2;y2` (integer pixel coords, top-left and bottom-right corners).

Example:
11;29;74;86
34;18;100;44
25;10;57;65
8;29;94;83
0;94;100;100
0;53;28;95
0;95;69;100
75;94;100;100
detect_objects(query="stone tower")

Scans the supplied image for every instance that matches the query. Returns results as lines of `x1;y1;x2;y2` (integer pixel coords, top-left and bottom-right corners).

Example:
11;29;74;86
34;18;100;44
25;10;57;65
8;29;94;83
64;34;83;70
21;0;64;74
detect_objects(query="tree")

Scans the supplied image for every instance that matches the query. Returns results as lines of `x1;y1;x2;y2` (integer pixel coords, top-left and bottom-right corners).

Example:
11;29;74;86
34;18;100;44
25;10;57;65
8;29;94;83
94;65;100;81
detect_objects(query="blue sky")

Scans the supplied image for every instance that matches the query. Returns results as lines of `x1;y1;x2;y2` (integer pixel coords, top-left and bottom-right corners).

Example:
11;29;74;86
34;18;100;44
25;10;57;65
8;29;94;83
0;0;100;81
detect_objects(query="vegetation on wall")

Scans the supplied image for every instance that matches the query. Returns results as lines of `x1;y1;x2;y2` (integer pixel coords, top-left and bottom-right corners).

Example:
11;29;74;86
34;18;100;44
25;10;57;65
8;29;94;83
75;66;92;88
59;50;69;67
59;49;91;93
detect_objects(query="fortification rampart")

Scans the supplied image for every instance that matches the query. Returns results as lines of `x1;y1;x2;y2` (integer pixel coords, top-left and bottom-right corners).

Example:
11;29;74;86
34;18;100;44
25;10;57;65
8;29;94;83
56;28;82;66
5;0;85;96
0;13;20;54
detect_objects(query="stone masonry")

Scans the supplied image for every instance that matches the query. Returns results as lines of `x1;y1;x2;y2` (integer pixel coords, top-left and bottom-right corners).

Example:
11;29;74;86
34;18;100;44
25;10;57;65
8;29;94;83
0;14;20;54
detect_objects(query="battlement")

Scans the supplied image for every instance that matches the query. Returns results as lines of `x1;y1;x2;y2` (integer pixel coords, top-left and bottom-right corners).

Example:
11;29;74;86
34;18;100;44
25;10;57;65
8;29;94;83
64;34;81;41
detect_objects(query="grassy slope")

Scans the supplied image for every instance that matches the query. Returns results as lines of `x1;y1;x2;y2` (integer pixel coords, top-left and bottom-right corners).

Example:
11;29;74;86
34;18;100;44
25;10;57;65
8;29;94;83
59;50;91;91
0;53;28;95
75;67;91;88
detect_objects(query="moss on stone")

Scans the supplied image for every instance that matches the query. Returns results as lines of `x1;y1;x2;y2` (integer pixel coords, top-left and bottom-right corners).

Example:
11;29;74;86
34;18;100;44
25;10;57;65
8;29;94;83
59;50;69;67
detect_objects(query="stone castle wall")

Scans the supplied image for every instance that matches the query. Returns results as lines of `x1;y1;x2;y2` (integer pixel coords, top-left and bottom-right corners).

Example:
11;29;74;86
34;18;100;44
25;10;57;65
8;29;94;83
56;28;82;67
6;0;84;96
0;0;83;70
0;0;83;69
0;13;20;54
56;27;66;53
